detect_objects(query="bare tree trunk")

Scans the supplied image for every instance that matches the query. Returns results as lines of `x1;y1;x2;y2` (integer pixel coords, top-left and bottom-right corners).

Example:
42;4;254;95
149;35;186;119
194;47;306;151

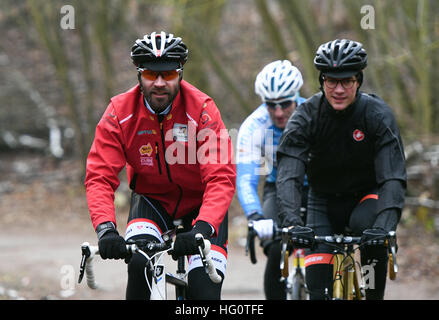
27;0;87;168
254;0;289;59
93;0;114;102
276;0;323;95
171;0;253;114
0;50;64;158
76;0;97;151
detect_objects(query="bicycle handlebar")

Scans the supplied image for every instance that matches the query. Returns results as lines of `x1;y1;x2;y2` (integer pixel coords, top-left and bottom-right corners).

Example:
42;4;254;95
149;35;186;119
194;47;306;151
246;222;398;280
78;234;221;290
78;242;139;289
195;233;222;283
314;235;362;244
310;231;398;280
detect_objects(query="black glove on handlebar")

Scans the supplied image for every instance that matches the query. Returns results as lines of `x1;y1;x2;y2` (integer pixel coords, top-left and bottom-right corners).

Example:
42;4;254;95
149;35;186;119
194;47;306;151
172;221;212;260
361;228;387;246
290;226;315;249
98;230;129;261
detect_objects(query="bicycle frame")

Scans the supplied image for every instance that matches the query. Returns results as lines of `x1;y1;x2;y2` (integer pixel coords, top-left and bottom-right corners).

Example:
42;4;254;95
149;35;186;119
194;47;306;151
246;222;309;300
330;245;362;300
279;228;309;300
283;248;308;300
135;245;182;300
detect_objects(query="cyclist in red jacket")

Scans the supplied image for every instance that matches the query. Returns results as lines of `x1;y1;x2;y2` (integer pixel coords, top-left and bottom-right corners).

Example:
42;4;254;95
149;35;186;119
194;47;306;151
85;31;236;299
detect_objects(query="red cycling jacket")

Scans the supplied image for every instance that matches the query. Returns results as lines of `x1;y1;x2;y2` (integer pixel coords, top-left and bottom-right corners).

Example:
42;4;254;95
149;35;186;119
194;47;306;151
85;81;236;235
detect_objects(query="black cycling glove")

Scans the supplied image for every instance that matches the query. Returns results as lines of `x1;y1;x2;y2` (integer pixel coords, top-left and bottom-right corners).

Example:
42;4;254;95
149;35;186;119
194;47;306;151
290;226;315;249
96;223;128;261
361;208;400;246
172;221;213;260
361;228;387;246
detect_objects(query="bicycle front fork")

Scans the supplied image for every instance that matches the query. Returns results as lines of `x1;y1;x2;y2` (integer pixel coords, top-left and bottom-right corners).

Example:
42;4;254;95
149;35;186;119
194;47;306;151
332;253;361;300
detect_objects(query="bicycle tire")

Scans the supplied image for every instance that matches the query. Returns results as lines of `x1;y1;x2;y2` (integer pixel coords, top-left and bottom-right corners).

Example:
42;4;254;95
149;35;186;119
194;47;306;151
290;272;307;300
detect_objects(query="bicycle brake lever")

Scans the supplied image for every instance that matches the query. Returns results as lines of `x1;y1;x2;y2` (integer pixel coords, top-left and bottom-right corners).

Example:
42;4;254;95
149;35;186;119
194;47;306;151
78;243;91;284
388;231;398;274
246;222;257;264
195;234;210;273
280;228;289;271
195;233;205;249
245;222;252;255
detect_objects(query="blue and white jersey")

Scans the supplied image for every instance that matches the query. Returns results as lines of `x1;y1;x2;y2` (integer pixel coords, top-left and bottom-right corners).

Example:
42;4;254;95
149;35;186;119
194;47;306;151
236;97;307;217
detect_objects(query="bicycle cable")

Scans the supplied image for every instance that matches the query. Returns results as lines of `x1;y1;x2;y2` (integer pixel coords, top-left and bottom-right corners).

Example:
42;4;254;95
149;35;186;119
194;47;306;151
137;247;173;300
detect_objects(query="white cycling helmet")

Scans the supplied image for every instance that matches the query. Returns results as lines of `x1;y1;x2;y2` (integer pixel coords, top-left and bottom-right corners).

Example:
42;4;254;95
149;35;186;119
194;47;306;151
255;60;303;102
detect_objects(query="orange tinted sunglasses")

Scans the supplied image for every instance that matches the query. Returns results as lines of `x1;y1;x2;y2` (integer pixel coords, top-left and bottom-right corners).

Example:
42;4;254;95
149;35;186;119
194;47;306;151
138;68;182;81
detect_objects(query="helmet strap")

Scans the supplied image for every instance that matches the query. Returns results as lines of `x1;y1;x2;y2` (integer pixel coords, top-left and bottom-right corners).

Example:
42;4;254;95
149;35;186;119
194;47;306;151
319;72;325;93
137;72;145;96
355;71;363;87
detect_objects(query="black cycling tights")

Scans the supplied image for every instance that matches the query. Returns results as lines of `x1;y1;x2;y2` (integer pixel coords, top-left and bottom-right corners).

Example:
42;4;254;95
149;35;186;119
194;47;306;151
264;241;286;300
126;236;223;300
305;189;388;300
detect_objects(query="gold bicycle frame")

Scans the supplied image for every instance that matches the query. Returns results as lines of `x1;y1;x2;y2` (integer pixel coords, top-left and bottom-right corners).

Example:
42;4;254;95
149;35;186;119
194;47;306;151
332;249;362;300
332;241;397;300
281;249;306;278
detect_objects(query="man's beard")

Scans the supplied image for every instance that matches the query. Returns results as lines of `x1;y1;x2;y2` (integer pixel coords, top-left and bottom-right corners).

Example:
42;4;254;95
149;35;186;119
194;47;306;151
141;83;180;113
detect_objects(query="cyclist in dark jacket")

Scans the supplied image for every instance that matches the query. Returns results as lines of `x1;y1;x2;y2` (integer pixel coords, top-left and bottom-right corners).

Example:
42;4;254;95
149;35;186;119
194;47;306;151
276;39;406;300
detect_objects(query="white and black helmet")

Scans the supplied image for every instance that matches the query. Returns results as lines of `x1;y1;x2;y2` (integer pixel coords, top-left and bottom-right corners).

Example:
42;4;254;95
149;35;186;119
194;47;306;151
131;31;188;71
255;60;303;102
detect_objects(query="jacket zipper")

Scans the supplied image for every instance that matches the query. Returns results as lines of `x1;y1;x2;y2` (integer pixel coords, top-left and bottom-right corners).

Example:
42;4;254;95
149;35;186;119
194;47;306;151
157;115;182;218
172;185;183;220
155;142;162;175
158;118;173;183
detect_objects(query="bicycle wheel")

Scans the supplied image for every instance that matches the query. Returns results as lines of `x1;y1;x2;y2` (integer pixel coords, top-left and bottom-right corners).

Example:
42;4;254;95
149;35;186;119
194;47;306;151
290;271;307;300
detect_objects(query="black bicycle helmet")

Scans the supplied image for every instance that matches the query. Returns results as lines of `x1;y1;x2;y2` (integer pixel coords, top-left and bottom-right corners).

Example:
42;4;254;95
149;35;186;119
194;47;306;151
314;39;367;78
131;31;188;71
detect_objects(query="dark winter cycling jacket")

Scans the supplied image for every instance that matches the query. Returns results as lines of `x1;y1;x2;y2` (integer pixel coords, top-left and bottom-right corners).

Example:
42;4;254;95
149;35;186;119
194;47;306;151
276;92;407;227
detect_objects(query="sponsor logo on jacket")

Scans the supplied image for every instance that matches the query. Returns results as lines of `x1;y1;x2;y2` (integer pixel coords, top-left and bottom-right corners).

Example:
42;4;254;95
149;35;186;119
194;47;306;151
139;143;153;156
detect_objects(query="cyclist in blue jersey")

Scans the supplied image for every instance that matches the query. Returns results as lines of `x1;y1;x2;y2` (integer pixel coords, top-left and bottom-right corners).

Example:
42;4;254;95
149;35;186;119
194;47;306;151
236;60;308;299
